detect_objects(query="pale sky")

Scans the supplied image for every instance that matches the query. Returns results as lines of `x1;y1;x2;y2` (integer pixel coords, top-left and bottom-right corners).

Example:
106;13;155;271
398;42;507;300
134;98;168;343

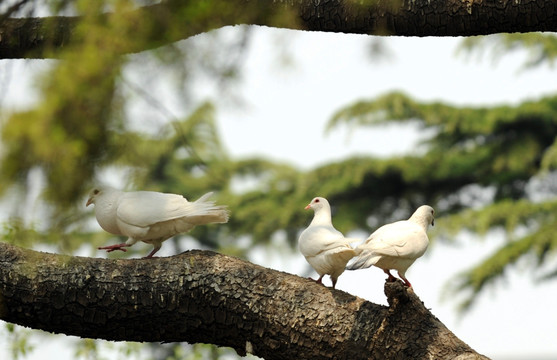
1;26;557;360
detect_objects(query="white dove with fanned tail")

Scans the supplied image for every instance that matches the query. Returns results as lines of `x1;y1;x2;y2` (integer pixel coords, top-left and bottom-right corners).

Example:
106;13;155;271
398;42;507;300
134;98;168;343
86;187;229;258
346;205;434;288
298;197;360;289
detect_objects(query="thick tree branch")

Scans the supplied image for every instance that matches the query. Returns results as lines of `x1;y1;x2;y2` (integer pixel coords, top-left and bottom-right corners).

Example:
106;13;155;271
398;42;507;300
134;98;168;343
0;242;488;360
0;0;556;59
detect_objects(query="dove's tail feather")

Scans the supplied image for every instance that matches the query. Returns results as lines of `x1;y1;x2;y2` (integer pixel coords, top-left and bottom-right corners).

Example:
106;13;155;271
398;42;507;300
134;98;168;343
328;247;358;265
188;192;230;225
342;248;358;261
344;237;364;247
195;192;215;203
346;252;380;270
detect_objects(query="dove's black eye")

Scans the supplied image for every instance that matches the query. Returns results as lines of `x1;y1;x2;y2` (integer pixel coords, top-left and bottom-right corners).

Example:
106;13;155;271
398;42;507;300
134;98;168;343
93;189;100;195
314;199;320;203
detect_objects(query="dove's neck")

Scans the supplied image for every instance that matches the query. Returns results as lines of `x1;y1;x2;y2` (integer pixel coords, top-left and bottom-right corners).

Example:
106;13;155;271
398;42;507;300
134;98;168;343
409;213;431;230
310;207;333;226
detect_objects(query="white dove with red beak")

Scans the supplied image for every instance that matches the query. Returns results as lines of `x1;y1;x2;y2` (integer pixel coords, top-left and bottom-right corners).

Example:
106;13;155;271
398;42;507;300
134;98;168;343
86;187;229;258
346;205;435;288
298;197;360;289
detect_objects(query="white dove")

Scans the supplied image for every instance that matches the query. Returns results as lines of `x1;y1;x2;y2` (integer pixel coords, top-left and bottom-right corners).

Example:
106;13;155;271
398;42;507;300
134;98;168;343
298;197;359;289
346;205;435;288
86;187;229;258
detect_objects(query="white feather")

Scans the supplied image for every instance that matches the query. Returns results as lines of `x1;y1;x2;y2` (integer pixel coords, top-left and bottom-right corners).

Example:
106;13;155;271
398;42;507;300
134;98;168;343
347;205;434;287
87;187;229;258
298;197;359;288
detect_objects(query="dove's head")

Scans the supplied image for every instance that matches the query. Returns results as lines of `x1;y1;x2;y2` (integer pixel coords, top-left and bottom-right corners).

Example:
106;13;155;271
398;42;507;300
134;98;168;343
411;205;435;227
304;197;330;211
86;187;118;207
86;188;102;207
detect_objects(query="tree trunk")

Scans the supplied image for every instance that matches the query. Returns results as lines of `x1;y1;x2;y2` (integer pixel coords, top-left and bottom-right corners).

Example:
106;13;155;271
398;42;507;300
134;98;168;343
0;242;488;360
0;0;556;59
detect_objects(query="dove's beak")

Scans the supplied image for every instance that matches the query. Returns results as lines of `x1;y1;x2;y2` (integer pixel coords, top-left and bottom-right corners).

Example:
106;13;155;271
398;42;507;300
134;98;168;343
86;197;93;207
431;219;435;226
304;204;311;210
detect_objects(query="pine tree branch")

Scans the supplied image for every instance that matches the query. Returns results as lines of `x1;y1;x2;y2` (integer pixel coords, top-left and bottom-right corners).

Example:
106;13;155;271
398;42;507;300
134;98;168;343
0;0;556;59
0;242;488;360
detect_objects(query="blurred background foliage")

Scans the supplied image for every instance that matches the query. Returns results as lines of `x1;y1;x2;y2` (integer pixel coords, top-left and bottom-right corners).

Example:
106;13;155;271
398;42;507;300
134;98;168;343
1;0;557;359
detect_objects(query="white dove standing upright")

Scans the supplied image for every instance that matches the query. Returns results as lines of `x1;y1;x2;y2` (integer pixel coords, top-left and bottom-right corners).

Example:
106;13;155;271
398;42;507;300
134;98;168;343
298;197;359;289
347;205;435;288
86;187;229;258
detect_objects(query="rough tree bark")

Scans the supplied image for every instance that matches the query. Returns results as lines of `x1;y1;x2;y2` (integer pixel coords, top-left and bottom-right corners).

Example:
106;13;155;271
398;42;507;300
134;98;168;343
0;0;556;59
0;242;488;360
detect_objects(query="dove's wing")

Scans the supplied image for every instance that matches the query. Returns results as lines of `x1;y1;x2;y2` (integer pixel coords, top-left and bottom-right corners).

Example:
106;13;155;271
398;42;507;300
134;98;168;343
362;220;427;259
116;191;204;227
300;225;357;277
299;225;355;257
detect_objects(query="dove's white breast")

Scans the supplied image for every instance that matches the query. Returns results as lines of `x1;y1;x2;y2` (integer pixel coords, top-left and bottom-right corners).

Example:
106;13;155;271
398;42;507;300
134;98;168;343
94;194;123;236
298;225;343;258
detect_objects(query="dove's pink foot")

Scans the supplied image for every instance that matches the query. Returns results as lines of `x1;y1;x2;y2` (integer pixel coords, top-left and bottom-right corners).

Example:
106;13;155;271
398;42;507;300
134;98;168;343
142;246;161;259
309;275;324;285
400;275;412;288
98;243;130;253
384;269;397;283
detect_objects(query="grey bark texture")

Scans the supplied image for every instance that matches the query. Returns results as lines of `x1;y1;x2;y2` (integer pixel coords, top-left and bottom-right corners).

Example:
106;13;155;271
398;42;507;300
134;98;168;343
0;242;489;360
1;0;556;59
